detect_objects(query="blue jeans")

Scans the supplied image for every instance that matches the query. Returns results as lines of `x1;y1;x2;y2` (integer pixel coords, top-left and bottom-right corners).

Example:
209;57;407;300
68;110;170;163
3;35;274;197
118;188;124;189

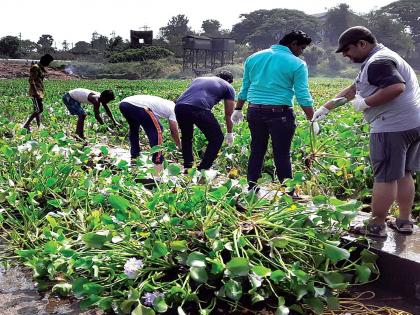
175;104;224;170
119;102;164;164
246;106;296;189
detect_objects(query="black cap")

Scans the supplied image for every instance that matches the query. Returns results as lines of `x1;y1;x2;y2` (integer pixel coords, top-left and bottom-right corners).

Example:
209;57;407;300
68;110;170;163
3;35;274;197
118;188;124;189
336;26;376;53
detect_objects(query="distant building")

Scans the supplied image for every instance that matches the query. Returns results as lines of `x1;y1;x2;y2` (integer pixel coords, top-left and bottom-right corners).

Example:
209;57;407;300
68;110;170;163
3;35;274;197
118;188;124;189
182;35;235;72
130;30;153;48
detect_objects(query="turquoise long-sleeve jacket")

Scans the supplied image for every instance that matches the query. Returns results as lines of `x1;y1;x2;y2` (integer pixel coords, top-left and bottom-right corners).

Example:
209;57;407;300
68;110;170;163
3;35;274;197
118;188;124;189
237;45;313;107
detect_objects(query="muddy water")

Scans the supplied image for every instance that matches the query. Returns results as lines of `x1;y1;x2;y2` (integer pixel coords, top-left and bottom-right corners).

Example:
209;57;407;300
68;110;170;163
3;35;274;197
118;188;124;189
0;240;103;315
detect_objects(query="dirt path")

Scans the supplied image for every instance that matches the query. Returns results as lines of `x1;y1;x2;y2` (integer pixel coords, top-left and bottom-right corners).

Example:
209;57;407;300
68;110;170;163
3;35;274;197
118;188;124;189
0;62;77;80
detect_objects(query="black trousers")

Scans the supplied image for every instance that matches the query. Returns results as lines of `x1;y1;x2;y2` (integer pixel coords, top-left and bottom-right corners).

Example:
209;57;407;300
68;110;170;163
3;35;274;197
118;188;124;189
175;104;224;170
246;106;296;189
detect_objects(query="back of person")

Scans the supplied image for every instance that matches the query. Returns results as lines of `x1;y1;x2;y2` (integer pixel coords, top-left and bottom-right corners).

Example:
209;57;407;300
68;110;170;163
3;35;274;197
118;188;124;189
176;77;235;110
244;46;305;105
69;88;99;104
121;95;176;121
358;45;420;133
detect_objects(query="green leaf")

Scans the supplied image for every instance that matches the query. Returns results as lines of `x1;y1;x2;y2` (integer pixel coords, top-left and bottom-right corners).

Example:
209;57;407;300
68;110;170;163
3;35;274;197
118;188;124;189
226;257;249;277
323;272;348;290
100;146;109;155
205;225;220;239
132;304;155;315
251;292;265;304
326;296;340;310
79;294;101;310
170;240;188;252
72;277;89;298
167;164;181;176
153;295;168;313
128;288;140;301
17;249;36;258
82;283;105;295
186;252;206;268
52;283;72;296
360;249;378;263
304;297;324;314
82;231;110;248
355;264;371;283
98;297;113;311
109;194;130;211
270;237;289;249
275;305;290;315
152;241;168;258
252;265;271;277
44;240;58;254
324;244;350;263
224;279;243;301
190;267;208;283
270;270;286;284
46;177;58;188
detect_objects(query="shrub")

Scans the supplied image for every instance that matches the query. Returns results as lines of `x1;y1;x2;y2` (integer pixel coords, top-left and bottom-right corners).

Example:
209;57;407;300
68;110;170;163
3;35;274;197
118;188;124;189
108;46;174;63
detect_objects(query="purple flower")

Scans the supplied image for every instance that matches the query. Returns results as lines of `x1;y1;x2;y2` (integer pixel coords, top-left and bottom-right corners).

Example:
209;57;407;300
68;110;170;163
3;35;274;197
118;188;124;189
124;258;143;279
142;291;165;306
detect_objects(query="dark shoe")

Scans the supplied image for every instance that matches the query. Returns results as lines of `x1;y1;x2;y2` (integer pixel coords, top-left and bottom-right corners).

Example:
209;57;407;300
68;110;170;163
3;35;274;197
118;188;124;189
349;222;387;238
386;217;414;234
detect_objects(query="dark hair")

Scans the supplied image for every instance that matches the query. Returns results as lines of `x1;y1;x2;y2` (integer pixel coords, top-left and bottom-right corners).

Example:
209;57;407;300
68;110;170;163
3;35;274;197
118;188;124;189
99;89;115;103
279;30;312;46
216;70;233;84
40;54;54;65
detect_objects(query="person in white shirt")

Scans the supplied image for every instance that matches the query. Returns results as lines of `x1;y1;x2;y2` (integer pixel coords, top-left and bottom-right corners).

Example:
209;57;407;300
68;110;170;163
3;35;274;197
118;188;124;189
62;88;119;139
119;95;181;166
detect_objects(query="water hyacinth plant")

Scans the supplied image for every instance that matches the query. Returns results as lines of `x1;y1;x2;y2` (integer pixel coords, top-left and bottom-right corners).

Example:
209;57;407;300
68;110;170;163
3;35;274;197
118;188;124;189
0;78;384;314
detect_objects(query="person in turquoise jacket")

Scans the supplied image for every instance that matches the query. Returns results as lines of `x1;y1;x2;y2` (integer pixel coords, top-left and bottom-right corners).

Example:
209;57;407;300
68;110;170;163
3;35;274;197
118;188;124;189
232;30;317;196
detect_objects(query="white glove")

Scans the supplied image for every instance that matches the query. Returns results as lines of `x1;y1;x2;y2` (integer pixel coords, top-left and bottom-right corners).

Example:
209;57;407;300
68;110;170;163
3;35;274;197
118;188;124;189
225;133;234;146
312;106;330;122
312;122;320;135
351;94;370;112
231;110;244;125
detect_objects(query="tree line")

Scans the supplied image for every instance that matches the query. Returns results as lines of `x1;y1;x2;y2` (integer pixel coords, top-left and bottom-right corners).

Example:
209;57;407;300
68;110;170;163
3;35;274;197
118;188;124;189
0;1;418;68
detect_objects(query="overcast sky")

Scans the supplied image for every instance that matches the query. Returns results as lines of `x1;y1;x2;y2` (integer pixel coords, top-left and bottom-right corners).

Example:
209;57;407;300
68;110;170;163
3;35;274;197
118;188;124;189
2;0;395;48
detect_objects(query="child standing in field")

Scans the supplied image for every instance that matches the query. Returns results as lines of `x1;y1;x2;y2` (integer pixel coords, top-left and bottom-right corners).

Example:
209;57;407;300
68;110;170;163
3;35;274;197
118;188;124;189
62;88;119;139
23;54;54;131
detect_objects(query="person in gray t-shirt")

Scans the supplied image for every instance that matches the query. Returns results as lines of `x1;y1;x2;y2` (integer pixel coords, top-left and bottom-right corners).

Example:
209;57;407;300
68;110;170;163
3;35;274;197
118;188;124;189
312;26;420;238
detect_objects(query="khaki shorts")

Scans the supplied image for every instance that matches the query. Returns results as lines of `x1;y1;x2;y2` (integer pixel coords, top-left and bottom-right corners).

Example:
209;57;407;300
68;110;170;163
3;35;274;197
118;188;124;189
369;125;420;183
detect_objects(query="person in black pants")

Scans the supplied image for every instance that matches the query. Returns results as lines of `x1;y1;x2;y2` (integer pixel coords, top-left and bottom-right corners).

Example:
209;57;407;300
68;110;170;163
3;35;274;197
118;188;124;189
233;31;317;195
119;95;181;170
175;71;235;171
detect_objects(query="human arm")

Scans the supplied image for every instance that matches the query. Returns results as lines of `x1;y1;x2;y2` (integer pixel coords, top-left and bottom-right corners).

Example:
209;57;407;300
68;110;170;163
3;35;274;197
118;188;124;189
224;99;234;134
102;102;119;126
168;119;181;150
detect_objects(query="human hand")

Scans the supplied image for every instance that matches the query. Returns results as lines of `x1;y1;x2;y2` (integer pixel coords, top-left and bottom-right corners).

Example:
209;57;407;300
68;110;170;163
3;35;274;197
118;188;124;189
231;110;244;124
351;94;370;112
312;106;330;122
225;133;234;146
312;121;320;135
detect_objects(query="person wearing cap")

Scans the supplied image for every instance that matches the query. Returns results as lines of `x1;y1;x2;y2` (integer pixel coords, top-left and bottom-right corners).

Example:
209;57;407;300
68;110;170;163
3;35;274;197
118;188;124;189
23;54;54;131
233;30;317;195
312;26;420;237
175;71;235;171
62;88;119;139
119;94;181;168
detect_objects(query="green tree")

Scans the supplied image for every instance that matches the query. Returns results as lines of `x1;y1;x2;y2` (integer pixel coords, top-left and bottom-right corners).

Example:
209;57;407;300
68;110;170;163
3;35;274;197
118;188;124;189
159;14;194;56
37;34;54;54
0;36;20;58
72;41;90;54
62;40;70;51
201;19;222;37
107;36;128;52
231;9;321;50
324;4;365;45
19;39;38;56
91;32;108;51
303;45;325;73
379;0;420;45
365;11;414;58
